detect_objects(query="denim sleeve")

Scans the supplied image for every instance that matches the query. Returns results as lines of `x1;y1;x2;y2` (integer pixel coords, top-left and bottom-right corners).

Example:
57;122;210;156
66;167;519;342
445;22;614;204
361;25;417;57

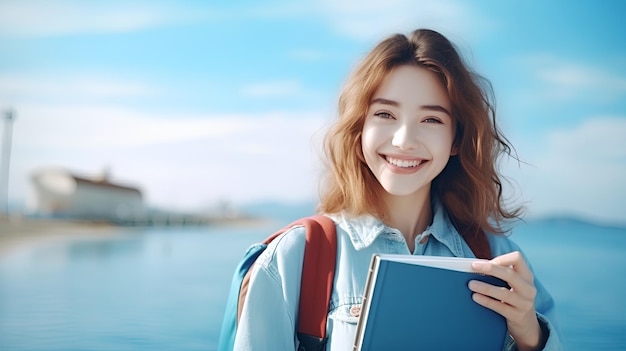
502;286;563;350
233;227;307;351
530;276;563;351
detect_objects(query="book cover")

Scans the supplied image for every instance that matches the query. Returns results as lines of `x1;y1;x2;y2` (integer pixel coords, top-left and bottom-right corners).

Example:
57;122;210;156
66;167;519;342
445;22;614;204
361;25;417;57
353;254;508;351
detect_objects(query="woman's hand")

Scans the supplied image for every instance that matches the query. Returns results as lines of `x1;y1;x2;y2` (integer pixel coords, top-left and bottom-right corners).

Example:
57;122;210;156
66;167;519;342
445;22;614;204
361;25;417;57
469;251;543;351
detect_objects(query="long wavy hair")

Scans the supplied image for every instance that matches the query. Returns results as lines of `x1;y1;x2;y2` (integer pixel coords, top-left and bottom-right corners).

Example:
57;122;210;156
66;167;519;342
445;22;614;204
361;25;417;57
318;29;521;259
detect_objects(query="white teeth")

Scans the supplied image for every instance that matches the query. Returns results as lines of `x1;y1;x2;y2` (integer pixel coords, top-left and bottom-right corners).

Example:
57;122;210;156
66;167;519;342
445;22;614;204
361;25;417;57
385;156;422;168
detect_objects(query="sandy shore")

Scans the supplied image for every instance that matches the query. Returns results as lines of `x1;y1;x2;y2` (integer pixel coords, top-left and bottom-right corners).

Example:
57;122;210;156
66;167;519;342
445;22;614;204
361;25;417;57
0;213;274;257
0;216;122;256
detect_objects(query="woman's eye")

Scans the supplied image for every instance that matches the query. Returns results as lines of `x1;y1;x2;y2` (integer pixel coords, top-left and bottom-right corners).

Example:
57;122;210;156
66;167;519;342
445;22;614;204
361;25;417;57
374;111;394;119
423;117;442;124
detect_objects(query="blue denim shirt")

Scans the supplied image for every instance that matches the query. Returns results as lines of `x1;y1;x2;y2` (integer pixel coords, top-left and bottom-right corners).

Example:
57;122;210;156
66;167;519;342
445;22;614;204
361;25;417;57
233;202;563;350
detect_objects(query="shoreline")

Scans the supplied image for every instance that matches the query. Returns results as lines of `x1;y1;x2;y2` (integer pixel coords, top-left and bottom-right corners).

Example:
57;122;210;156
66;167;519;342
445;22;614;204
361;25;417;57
0;217;123;257
0;215;272;256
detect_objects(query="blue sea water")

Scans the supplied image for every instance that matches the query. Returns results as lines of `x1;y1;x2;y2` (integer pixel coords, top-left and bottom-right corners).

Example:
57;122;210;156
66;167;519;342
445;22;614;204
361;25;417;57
0;217;625;350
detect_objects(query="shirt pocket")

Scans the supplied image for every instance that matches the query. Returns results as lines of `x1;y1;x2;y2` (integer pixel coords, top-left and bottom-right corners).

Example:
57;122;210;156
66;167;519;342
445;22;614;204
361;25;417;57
328;300;363;325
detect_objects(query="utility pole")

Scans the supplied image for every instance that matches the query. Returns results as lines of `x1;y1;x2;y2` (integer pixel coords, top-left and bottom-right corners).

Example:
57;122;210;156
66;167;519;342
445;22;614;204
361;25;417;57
1;109;15;220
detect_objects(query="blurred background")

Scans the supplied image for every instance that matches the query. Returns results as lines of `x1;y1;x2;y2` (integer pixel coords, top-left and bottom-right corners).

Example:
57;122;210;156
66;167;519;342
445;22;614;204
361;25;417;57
1;1;625;350
1;0;624;223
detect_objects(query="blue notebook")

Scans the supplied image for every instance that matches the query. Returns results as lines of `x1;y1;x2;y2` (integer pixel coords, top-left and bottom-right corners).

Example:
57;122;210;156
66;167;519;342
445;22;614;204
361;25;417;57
353;254;508;351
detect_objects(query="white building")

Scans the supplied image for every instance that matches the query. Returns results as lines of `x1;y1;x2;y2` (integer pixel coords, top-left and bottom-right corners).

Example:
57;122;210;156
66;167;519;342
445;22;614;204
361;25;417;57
28;167;144;222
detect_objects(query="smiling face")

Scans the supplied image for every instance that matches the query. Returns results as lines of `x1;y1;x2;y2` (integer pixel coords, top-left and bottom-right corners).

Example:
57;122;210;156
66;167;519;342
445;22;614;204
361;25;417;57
361;64;455;201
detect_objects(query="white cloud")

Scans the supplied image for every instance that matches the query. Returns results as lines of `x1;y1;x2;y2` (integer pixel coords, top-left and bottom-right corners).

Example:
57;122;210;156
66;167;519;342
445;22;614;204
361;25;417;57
0;74;159;102
503;117;626;225
231;0;494;43
0;0;492;44
0;0;206;38
11;104;251;149
546;117;626;163
514;55;626;103
312;0;495;43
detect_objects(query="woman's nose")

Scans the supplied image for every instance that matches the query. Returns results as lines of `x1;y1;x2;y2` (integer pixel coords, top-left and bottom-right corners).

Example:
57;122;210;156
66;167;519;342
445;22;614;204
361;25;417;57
391;123;419;150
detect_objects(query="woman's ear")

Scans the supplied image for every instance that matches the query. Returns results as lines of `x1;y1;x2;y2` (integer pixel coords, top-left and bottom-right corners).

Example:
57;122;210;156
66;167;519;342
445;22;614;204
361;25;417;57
450;144;458;156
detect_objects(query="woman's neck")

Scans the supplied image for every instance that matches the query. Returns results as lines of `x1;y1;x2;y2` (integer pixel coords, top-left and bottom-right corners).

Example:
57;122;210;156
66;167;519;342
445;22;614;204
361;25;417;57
382;190;433;253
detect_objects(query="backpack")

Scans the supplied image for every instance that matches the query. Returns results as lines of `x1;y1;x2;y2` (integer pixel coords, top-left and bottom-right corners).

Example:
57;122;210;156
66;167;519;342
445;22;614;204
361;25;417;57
217;215;337;351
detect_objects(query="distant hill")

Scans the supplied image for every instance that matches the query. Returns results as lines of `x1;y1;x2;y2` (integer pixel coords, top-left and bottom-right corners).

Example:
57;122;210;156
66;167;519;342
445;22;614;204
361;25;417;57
239;200;625;231
526;215;626;231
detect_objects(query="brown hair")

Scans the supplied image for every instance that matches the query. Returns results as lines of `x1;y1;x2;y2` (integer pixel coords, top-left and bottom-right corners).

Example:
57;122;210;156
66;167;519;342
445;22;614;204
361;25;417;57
318;29;521;259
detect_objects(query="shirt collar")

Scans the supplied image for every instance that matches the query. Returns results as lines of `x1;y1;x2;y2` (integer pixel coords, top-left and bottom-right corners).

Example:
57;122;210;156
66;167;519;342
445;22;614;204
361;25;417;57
327;199;465;256
426;200;466;257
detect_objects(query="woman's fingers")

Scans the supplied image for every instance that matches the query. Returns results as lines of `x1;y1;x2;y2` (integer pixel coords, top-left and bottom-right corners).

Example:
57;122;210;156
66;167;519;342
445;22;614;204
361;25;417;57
467;280;534;318
471;252;536;300
469;251;543;350
491;251;534;281
468;280;514;304
469;283;515;315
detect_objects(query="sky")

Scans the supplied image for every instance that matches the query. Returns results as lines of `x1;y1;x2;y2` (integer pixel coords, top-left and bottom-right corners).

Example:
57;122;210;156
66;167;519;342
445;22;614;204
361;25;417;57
0;0;625;225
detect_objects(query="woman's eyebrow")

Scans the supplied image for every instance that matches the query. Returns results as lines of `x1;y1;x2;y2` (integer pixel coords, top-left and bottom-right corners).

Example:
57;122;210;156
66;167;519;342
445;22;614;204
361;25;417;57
370;97;399;107
421;105;451;116
370;98;450;116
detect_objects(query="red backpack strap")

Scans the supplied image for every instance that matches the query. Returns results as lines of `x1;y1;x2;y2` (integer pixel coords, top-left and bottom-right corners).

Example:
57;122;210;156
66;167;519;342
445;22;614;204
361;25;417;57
290;215;337;350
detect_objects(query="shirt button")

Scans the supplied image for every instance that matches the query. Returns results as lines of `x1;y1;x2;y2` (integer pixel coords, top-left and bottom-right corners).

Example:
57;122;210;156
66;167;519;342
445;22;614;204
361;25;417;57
350;305;361;317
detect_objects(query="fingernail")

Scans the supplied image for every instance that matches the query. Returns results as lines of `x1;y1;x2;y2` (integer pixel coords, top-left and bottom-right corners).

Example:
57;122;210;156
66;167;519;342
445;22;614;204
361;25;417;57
468;280;478;290
472;261;488;270
471;293;480;303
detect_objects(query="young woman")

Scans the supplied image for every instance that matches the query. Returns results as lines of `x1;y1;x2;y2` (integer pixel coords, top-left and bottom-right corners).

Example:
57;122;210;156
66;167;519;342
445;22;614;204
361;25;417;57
233;29;562;350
